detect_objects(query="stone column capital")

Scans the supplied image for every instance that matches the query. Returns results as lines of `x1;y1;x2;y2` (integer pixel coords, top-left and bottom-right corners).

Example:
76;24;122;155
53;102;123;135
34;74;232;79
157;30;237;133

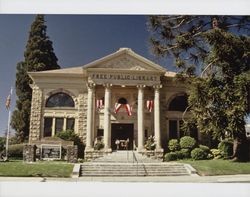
137;84;146;89
153;84;162;90
103;83;113;89
87;82;96;90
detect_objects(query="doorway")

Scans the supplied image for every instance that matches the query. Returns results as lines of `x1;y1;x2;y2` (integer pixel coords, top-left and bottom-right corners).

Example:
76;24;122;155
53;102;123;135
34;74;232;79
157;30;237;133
111;123;134;150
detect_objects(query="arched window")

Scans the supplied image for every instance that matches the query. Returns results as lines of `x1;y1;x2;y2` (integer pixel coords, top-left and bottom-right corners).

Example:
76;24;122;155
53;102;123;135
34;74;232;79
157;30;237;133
168;94;188;111
118;97;128;104
46;92;75;107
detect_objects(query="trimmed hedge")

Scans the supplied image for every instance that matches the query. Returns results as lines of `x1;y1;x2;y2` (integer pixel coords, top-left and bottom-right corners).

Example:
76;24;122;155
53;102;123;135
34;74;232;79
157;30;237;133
191;148;207;160
164;152;178;161
168;139;180;151
180;136;196;150
218;139;233;158
199;145;210;154
180;148;191;159
8;144;24;158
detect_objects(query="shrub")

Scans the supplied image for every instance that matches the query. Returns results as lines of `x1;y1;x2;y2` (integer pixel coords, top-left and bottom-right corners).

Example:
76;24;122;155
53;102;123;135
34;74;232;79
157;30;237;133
144;136;156;150
180;136;196;150
191;148;207;160
218;139;233;158
56;130;85;158
94;136;104;150
164;152;177;161
199;145;210;155
210;149;222;159
175;150;184;159
180;148;191;159
8;144;24;158
168;139;180;151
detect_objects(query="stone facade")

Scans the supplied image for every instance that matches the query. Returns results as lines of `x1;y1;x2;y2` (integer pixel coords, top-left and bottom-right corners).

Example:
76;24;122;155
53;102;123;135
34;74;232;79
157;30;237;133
28;48;197;161
29;85;43;142
66;145;78;163
23;144;37;162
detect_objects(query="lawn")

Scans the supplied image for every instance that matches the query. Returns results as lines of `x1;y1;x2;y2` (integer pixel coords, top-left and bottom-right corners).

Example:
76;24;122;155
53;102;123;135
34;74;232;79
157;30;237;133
0;160;74;177
178;159;250;176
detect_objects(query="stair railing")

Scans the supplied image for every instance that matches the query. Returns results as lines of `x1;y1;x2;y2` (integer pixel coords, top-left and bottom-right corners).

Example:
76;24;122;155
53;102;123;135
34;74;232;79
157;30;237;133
132;150;139;176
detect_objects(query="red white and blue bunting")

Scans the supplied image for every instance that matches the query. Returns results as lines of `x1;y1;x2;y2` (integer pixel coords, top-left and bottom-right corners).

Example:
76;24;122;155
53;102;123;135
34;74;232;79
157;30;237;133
146;100;154;112
114;103;132;116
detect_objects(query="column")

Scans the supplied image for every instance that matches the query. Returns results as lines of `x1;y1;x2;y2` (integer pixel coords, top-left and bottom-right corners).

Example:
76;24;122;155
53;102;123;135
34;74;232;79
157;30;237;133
86;83;95;150
137;85;145;151
154;84;162;150
103;83;112;151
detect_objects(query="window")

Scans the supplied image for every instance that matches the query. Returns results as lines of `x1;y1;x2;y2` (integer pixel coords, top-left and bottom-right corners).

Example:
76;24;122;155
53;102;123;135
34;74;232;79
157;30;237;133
46;92;74;107
66;118;75;130
169;94;188;111
44;118;52;137
55;118;64;133
169;120;178;140
118;97;127;104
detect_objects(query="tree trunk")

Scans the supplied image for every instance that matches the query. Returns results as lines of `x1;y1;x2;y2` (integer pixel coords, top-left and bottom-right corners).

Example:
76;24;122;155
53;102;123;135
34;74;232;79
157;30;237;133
231;133;249;161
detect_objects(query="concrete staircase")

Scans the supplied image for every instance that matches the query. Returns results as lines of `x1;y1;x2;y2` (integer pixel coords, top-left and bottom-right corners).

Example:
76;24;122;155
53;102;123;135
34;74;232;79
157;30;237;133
80;151;190;177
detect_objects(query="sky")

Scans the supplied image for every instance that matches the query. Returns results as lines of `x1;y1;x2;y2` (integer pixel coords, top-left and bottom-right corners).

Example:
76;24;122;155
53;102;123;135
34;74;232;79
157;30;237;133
0;15;176;136
0;15;249;137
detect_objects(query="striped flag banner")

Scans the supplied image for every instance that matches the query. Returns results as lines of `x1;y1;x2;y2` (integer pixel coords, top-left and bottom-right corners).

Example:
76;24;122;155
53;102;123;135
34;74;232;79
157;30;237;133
125;104;132;116
146;100;154;112
114;103;122;114
96;99;104;109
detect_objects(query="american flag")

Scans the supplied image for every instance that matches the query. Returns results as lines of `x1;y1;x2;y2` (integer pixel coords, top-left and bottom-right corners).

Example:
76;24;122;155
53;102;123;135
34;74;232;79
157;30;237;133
96;99;104;109
5;88;12;110
146;100;154;112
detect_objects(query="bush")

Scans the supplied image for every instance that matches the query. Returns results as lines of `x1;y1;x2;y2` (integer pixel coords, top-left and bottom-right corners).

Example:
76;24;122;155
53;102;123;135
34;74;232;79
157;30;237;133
191;148;207;160
210;149;222;159
180;136;197;150
94;136;104;150
199;145;210;154
168;139;180;151
56;130;85;158
144;136;156;150
8;144;24;158
164;152;178;161
180;148;191;159
175;150;184;159
218;139;233;158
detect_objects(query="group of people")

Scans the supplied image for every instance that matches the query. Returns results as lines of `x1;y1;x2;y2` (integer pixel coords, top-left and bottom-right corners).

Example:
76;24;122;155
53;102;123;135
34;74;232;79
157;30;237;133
115;138;129;150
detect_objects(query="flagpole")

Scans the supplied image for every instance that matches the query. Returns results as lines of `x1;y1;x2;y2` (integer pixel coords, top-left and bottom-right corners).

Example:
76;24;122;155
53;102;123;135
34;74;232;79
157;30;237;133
5;87;12;161
5;109;11;161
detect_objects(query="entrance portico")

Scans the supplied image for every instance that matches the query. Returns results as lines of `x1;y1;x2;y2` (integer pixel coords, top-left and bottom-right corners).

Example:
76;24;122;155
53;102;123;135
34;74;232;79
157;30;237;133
84;49;166;155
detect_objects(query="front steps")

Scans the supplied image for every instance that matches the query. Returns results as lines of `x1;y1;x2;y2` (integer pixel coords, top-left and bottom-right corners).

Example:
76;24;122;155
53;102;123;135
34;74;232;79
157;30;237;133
80;151;190;177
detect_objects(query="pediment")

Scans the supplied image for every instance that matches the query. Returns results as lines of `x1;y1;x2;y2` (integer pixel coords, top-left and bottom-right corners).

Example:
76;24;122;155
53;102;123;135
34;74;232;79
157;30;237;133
83;48;166;73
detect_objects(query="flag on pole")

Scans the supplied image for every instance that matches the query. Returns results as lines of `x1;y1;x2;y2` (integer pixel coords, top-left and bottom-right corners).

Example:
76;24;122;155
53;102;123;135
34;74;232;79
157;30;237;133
5;88;12;110
146;100;154;112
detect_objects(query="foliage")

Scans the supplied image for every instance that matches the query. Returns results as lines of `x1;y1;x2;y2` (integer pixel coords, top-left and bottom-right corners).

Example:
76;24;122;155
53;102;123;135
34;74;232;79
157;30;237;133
180;136;197;150
210;149;222;159
94;136;104;150
0;137;5;152
180;148;191;159
191;148;208;160
11;15;60;142
164;152;177;161
168;139;180;151
218;139;233;159
148;16;250;75
8;144;24;158
56;130;85;158
144;135;156;150
199;145;210;155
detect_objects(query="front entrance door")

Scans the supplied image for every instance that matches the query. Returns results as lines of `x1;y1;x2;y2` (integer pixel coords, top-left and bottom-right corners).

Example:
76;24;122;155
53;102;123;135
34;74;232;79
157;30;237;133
111;123;134;150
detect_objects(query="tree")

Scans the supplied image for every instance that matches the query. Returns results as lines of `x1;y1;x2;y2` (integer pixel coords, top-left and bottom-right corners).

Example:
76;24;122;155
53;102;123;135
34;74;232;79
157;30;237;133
11;15;60;142
148;16;250;75
148;16;250;161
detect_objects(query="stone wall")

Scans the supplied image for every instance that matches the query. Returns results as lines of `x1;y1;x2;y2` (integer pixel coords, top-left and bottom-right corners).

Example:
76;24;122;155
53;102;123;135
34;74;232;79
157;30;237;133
84;150;110;161
29;85;43;142
23;144;37;162
66;145;78;163
77;93;88;142
141;150;164;161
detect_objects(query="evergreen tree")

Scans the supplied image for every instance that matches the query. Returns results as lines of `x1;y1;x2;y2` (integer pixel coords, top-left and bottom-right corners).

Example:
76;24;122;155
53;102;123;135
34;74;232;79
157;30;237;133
148;16;250;161
11;15;60;142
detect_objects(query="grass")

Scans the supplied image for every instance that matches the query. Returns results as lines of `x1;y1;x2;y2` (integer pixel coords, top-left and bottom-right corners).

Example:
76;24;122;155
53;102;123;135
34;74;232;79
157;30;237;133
0;160;74;177
178;159;250;176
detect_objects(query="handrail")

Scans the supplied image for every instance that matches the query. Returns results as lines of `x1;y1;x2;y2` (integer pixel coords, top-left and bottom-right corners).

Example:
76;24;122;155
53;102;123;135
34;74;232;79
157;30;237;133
132;151;139;176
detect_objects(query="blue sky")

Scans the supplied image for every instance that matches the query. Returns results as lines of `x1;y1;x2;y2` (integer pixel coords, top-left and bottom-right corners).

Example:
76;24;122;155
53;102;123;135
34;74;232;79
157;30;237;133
0;15;249;136
0;15;176;136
